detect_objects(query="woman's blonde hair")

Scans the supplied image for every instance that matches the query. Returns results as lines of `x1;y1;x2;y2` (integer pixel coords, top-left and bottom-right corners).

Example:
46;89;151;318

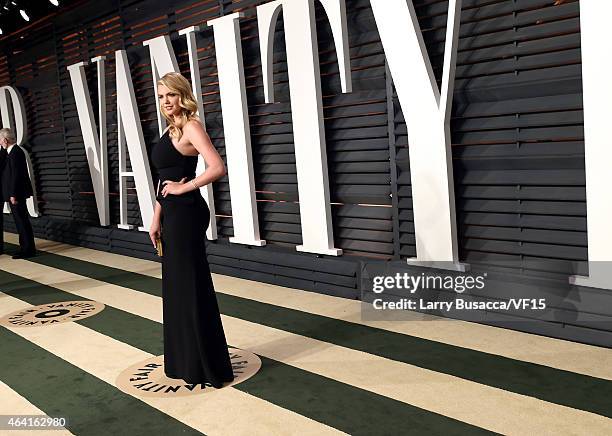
157;72;199;140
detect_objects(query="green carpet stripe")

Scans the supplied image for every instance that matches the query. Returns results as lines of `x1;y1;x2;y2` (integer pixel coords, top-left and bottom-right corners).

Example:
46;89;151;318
0;328;202;436
14;243;612;419
0;268;490;436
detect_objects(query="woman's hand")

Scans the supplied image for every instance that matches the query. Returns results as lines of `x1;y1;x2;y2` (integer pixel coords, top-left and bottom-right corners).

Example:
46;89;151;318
149;219;161;247
161;177;187;197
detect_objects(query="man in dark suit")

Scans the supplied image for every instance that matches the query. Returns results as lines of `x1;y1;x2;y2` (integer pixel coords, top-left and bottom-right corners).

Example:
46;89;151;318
0;145;6;254
0;128;35;258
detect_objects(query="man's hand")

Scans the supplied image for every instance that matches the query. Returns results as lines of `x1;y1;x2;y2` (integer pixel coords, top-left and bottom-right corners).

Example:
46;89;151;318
9;197;17;205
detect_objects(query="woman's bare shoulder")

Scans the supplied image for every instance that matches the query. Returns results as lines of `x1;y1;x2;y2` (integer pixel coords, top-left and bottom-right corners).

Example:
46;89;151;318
183;118;205;132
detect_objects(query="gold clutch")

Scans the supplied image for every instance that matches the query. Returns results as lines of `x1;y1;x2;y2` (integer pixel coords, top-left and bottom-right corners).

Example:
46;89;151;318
155;238;163;257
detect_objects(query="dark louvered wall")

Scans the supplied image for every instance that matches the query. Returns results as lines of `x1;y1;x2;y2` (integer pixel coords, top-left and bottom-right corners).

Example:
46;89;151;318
454;0;585;276
1;0;610;346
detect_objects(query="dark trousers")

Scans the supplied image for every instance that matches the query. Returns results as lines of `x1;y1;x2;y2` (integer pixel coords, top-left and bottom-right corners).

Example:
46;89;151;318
9;201;35;254
0;203;3;252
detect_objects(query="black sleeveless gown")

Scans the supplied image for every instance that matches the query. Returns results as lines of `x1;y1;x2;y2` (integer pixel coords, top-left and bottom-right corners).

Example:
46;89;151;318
151;130;234;388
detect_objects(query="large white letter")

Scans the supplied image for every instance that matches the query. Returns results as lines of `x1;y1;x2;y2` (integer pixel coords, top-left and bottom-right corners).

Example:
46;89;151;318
67;56;109;226
0;86;40;217
257;0;352;256
142;35;179;136
569;2;612;290
208;13;266;247
370;0;465;270
115;49;155;231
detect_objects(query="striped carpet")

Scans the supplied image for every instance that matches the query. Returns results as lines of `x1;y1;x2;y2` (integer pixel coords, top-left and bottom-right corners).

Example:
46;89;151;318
0;232;611;435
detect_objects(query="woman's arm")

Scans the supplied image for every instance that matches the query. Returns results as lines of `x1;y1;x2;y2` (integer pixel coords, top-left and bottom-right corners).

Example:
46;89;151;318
148;200;162;247
188;120;226;185
161;120;226;196
153;200;162;223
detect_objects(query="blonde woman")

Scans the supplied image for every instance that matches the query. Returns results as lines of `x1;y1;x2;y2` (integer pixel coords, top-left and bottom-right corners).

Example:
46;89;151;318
149;72;234;388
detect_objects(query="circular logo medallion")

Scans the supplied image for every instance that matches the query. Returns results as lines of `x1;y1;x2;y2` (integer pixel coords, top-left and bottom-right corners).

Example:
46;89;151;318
116;348;262;398
0;301;105;328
